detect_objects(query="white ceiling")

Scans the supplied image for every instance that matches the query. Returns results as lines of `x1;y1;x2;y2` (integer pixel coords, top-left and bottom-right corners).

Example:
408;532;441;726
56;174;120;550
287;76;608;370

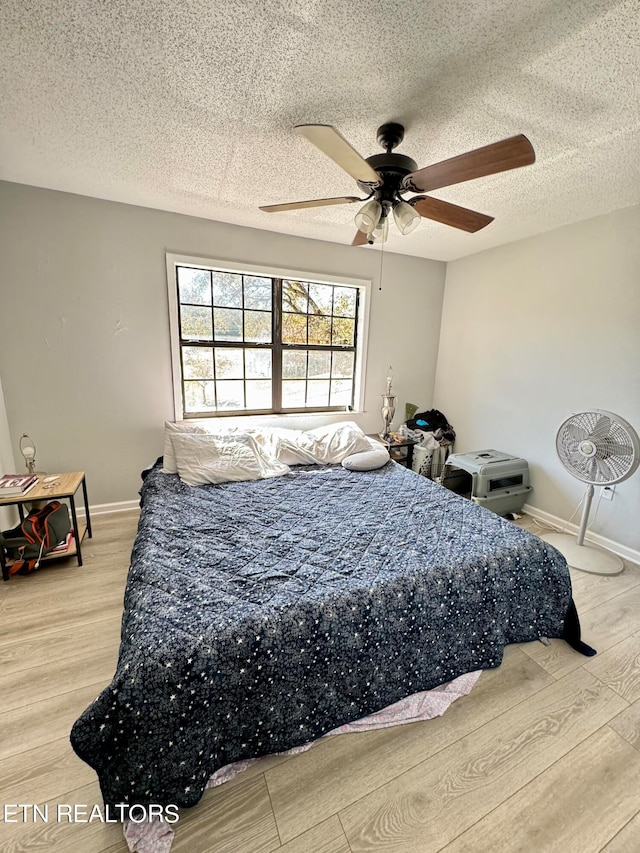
1;0;638;262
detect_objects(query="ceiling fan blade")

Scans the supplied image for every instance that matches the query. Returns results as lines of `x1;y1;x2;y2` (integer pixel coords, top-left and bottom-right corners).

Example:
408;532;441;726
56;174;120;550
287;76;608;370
259;196;362;213
412;196;494;233
403;135;535;193
351;229;370;246
295;125;382;187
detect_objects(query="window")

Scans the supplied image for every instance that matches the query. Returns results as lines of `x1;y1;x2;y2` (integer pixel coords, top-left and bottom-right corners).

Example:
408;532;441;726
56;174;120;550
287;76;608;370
166;255;370;419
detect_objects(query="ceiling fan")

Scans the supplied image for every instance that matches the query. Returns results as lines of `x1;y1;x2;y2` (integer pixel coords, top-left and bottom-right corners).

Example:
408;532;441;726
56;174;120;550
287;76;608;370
259;123;535;246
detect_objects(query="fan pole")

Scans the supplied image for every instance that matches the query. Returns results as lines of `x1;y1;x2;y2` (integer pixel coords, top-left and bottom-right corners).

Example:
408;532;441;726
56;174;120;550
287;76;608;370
576;484;594;546
541;479;623;575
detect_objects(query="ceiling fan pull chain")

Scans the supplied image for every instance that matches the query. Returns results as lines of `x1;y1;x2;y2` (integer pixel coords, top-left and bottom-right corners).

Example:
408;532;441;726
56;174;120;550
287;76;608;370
378;240;385;291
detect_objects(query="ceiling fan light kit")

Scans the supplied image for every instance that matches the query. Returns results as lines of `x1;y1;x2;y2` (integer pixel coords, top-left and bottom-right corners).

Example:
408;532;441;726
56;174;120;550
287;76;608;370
260;122;536;245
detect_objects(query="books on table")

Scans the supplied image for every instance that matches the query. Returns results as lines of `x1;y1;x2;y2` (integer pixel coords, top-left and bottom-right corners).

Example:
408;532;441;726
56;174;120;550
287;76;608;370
0;473;39;497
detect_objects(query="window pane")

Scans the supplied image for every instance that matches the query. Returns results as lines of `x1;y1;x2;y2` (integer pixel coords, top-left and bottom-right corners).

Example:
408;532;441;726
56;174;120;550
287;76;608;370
306;380;330;408
330;379;353;407
184;380;216;412
246;380;272;409
308;316;331;345
333;287;357;317
332;317;355;346
212;272;243;308
332;351;354;378
282;380;306;408
178;267;211;305
244;277;272;310
282;280;308;313
214;308;243;341
308;350;331;379
215;348;244;379
282;312;307;344
173;261;362;419
183;346;213;379
216;380;245;410
282;350;307;379
181;305;213;340
308;283;333;316
245;349;272;379
244;310;272;343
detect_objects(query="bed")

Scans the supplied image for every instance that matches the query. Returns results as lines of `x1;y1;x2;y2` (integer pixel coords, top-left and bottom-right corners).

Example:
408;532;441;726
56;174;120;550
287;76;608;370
70;434;591;814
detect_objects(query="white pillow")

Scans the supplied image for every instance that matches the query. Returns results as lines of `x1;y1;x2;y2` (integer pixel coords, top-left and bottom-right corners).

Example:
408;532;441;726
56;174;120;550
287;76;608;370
253;427;319;466
162;421;208;474
169;431;290;486
253;423;372;466
303;421;372;464
162;420;249;473
341;447;390;471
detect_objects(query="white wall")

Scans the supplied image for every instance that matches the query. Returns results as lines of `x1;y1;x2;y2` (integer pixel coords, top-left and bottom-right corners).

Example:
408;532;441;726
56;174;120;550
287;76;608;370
0;181;446;506
434;204;640;553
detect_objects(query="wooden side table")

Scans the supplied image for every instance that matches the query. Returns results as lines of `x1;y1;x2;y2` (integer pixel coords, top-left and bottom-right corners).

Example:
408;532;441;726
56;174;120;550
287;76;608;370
0;472;92;581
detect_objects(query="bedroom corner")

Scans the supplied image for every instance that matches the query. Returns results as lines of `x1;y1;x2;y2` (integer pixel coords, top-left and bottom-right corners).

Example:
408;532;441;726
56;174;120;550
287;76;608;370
0;374;19;530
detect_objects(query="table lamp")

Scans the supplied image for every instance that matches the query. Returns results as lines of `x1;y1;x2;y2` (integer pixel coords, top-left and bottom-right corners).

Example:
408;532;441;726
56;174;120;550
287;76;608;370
380;366;396;438
19;433;37;474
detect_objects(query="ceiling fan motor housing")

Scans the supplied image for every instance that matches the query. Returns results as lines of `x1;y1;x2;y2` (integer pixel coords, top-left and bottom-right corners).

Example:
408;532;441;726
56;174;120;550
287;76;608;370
356;123;418;204
357;152;418;203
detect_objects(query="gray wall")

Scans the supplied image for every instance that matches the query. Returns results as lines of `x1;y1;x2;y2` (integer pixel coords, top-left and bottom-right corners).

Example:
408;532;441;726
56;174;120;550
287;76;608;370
434;205;640;553
0;181;446;506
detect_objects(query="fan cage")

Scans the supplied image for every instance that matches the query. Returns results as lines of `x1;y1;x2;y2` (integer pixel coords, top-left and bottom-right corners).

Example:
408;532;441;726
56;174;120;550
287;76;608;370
556;410;640;485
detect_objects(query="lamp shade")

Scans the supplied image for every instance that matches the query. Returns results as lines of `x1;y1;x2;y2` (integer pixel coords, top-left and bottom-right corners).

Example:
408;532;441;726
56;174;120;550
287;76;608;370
354;199;382;234
393;200;421;235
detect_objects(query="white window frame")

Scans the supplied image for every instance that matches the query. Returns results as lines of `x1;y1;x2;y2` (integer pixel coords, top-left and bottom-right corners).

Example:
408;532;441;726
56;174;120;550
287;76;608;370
166;253;371;421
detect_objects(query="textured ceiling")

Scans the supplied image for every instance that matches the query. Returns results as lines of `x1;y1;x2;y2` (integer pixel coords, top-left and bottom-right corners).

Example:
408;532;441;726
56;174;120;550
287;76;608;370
1;0;638;261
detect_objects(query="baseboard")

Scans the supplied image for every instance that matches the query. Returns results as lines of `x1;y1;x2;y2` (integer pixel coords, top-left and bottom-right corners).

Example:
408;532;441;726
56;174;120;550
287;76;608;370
523;502;640;566
76;499;140;518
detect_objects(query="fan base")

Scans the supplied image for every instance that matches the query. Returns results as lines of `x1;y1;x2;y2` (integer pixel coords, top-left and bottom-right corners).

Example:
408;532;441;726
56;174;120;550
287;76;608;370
539;532;624;576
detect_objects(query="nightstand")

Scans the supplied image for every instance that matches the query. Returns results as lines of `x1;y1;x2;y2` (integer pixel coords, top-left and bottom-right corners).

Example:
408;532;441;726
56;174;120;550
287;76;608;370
0;472;92;581
368;434;419;468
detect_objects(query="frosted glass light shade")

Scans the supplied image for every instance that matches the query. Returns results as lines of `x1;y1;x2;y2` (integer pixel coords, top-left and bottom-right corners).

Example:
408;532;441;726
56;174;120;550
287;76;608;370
393;200;421;235
354;199;382;234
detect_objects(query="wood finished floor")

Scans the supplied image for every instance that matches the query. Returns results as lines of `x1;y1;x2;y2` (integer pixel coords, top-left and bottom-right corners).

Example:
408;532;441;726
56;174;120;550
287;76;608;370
1;510;640;852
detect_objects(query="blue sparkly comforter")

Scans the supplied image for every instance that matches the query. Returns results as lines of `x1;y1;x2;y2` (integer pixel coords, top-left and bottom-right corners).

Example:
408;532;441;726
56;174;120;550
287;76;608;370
71;460;578;810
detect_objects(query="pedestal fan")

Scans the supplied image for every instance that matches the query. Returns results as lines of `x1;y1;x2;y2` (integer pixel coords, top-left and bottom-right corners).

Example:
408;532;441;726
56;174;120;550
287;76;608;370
540;410;639;575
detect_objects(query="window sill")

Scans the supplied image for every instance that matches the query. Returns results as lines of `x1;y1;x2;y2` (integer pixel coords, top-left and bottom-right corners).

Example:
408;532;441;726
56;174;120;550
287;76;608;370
184;411;365;432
